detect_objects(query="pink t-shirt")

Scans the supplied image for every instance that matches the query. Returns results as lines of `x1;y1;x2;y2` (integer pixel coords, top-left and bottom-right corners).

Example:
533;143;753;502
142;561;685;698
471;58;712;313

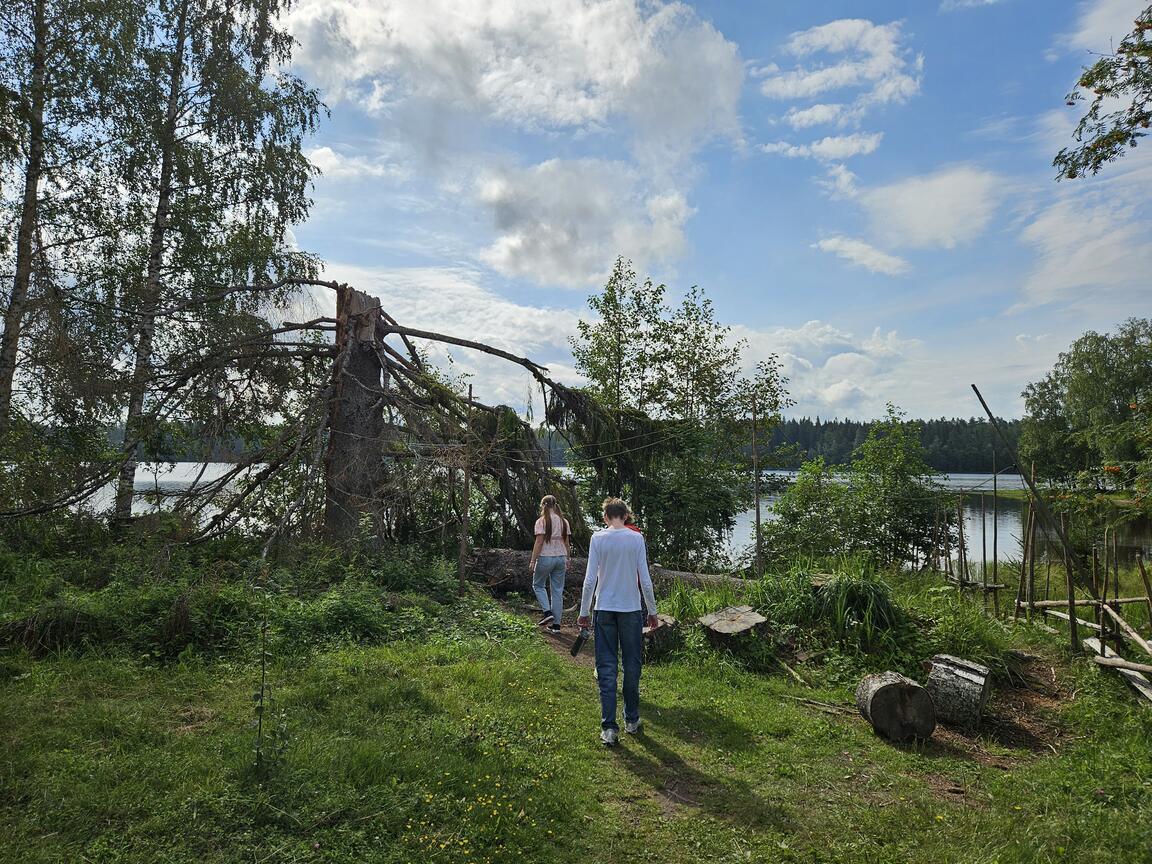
534;516;570;557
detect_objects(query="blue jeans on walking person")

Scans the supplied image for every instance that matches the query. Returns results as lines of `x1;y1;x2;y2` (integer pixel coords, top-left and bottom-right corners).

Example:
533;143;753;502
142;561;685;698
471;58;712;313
532;556;566;623
594;609;644;731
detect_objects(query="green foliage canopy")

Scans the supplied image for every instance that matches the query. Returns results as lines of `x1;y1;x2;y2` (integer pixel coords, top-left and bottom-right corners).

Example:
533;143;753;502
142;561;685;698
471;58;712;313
567;257;791;568
1055;5;1152;178
1020;318;1152;503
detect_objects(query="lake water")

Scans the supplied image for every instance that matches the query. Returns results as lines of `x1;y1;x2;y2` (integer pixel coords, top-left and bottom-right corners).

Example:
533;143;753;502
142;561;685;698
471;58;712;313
731;472;1152;564
98;465;1151;564
83;462;252;515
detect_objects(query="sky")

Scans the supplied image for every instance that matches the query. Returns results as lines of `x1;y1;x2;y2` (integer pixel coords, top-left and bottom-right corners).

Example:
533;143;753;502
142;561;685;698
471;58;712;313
282;0;1152;420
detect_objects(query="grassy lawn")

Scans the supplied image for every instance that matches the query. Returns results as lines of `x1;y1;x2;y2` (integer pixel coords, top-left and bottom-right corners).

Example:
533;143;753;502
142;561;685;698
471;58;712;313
2;589;1151;864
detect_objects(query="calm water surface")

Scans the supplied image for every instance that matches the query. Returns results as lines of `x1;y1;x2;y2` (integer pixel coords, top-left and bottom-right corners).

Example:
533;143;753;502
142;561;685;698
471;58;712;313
732;472;1151;563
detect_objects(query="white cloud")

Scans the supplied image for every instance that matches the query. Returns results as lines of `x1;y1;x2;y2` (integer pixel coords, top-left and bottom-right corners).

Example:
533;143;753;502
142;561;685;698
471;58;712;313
759;19;922;114
736;319;923;415
307;146;408;180
813;236;910;276
1018;196;1152;307
763;132;883;160
288;0;743;162
475;159;693;286
1015;333;1050;347
940;0;1004;10
861;165;1003;249
785;103;845;129
1061;0;1146;53
819;163;860;198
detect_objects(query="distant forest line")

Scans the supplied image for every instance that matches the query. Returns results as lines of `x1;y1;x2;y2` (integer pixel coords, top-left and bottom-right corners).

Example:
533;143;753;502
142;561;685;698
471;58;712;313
764;417;1022;472
137;416;1022;475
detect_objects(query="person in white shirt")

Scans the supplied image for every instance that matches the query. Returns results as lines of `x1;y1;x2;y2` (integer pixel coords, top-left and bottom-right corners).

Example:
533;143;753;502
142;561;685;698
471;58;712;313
577;498;658;746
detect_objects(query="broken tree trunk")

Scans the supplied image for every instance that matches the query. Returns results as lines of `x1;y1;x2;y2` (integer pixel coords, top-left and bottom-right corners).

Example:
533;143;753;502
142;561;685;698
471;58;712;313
925;654;991;729
324;285;386;542
855;672;936;743
697;605;767;648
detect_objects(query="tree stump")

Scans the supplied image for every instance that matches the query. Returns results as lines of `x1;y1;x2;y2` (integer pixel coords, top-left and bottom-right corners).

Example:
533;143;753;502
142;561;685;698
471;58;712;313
925;655;991;728
644;614;681;660
697;605;767;648
855;672;936;742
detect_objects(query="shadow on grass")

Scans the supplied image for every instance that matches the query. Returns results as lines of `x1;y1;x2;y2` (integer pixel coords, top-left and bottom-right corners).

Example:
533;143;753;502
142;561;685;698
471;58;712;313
645;700;757;751
613;732;794;832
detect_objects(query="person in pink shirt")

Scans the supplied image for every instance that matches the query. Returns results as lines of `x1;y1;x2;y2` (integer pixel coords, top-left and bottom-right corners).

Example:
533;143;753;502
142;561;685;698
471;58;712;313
528;495;571;632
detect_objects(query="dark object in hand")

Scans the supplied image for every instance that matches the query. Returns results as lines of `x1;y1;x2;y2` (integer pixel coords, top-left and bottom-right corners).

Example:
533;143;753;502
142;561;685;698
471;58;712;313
570;627;591;657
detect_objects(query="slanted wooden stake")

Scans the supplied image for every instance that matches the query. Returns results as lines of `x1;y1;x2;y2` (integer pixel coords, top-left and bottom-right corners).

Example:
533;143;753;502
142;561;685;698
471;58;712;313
855;672;936;742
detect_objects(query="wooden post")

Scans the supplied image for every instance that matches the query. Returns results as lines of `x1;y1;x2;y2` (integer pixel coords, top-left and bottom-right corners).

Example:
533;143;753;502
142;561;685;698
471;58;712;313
980;493;988;610
1063;513;1079;653
1093;545;1104;654
1027;495;1037;623
458;384;473;595
1014;499;1032;621
955;497;967;594
931;506;940;572
1137;552;1152;628
751;391;762;578
992;449;1000;617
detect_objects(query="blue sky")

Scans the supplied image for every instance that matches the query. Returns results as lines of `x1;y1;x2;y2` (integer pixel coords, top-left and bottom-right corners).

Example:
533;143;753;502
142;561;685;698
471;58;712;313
284;0;1151;419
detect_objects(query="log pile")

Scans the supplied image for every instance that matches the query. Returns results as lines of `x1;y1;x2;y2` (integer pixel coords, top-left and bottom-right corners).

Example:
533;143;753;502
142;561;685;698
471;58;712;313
855;672;936;742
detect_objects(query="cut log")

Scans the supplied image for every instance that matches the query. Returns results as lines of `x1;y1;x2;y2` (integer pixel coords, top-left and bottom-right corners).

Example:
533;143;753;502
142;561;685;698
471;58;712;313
697;605;767;648
643;613;681;659
855;672;936;742
925;654;991;729
1084;637;1152;705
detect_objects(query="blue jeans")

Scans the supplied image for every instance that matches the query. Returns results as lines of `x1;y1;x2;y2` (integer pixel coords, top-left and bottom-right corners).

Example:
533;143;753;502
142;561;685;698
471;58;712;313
594;609;644;731
532;556;566;623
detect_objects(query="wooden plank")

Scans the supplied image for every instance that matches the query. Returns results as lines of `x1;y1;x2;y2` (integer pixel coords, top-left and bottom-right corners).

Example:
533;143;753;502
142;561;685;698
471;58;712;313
1084;637;1152;705
1027;597;1151;609
1046;609;1103;632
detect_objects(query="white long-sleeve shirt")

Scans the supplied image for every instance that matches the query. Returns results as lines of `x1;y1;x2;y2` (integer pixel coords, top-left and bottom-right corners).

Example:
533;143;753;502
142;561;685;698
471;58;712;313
578;526;657;617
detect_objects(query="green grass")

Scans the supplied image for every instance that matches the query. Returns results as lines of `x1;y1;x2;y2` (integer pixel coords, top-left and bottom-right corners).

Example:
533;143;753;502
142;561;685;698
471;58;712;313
2;555;1152;862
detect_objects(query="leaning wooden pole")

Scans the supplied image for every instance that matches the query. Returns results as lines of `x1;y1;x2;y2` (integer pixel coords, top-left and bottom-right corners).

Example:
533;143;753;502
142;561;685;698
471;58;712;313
971;384;1096;645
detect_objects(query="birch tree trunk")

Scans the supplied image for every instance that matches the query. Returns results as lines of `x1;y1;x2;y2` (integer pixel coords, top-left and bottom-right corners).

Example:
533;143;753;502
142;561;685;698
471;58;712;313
0;0;47;436
113;0;189;522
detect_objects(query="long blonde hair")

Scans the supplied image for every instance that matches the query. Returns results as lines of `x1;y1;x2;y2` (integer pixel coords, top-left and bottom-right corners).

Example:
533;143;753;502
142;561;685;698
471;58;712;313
539;495;568;543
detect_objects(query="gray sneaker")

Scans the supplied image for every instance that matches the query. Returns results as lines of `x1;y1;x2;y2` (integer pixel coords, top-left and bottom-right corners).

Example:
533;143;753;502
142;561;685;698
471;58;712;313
600;728;619;747
624;719;642;735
